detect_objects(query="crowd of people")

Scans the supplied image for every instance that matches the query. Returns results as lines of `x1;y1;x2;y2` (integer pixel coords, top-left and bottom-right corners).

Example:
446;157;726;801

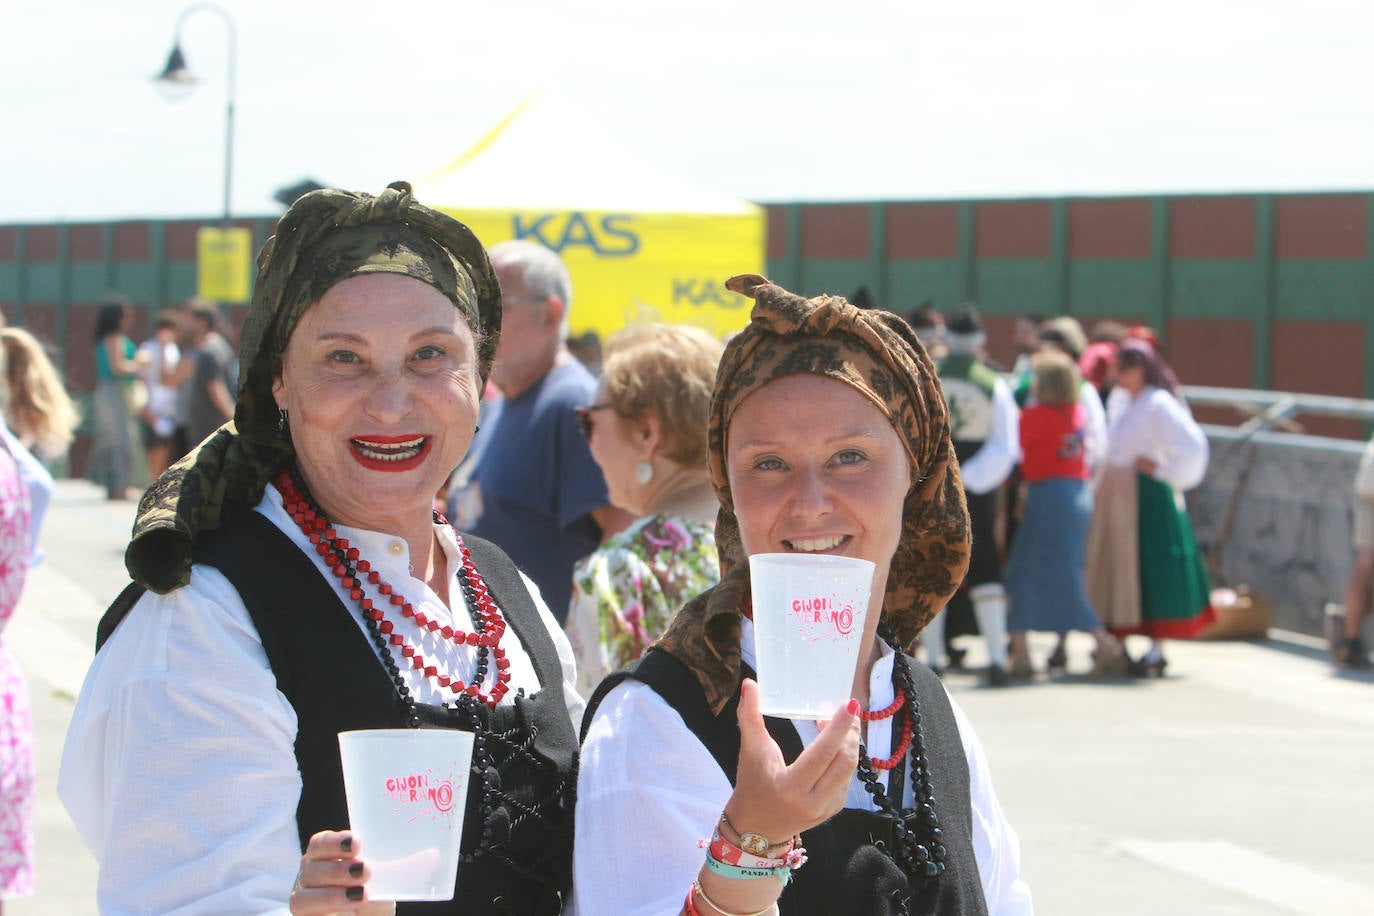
0;178;1362;913
83;295;240;501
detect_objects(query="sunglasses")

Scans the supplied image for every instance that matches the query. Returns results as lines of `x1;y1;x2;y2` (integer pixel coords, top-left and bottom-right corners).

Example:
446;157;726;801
574;403;613;441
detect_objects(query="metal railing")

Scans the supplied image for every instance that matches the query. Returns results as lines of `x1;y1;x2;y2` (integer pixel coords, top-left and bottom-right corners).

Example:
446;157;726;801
1182;385;1373;450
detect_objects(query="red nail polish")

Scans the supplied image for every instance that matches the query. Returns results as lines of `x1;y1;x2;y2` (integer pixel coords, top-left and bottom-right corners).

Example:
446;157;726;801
847;698;860;715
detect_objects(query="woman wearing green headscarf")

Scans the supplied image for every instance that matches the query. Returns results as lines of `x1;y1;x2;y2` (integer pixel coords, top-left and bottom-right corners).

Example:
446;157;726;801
58;183;583;915
575;277;1032;915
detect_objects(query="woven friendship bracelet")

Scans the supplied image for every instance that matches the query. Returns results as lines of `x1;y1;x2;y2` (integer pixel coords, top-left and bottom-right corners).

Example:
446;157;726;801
704;852;793;884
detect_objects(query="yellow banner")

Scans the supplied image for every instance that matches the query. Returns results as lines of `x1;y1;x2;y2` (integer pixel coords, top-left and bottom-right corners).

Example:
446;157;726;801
440;208;765;342
197;227;253;304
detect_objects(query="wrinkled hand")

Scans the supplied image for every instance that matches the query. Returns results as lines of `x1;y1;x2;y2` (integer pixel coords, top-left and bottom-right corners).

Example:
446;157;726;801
723;678;861;844
289;831;394;916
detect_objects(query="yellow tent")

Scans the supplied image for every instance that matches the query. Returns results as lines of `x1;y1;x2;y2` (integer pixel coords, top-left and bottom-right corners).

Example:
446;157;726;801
411;98;764;342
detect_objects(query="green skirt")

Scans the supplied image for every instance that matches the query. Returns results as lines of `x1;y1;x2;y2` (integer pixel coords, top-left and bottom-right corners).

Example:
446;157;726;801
1124;474;1215;639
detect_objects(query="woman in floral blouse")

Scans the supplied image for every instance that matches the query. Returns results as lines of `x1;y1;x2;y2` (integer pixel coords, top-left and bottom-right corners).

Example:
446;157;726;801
566;324;723;696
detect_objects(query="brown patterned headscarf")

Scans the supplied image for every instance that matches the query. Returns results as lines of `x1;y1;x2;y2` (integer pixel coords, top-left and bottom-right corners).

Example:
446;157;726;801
655;275;971;714
125;181;501;594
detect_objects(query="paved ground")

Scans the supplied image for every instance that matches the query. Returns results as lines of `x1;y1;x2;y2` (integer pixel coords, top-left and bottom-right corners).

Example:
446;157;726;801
6;480;1374;915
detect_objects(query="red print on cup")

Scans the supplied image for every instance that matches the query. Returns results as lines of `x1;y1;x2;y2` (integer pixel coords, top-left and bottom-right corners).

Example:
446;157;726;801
791;596;855;641
384;772;458;819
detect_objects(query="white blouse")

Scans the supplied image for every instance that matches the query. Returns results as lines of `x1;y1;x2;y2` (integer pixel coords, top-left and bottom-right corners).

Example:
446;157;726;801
1104;385;1209;491
59;484;583;916
574;619;1034;916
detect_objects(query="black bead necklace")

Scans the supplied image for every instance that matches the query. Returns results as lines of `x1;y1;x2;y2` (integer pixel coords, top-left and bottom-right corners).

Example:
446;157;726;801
280;467;503;863
856;623;947;881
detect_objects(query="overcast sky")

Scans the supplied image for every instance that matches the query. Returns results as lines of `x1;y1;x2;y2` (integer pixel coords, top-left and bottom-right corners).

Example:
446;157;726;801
5;0;1374;223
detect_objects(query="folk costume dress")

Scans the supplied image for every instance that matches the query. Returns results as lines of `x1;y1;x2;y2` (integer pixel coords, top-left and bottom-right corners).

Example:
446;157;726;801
576;276;1033;916
59;183;583;915
61;485;582;914
1004;403;1102;635
1086;385;1215;638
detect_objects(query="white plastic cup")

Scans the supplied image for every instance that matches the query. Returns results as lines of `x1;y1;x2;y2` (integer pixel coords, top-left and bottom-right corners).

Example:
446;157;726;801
749;553;876;719
337;728;474;901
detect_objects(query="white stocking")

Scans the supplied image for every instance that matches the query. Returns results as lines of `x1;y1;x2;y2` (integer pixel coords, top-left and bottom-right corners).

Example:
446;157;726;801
923;607;947;669
971;583;1009;667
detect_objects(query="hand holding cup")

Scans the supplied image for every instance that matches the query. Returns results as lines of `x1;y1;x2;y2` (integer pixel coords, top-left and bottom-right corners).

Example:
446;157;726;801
723;678;861;845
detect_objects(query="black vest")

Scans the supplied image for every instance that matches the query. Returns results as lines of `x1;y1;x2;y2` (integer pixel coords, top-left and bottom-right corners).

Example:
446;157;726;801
99;511;577;916
584;649;989;916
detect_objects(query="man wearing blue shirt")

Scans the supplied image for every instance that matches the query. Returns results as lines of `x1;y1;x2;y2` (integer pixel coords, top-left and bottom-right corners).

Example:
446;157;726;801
470;240;632;624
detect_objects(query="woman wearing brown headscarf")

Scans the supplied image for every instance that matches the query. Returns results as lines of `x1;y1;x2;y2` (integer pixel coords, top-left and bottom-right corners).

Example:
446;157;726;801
576;277;1032;915
58;183;582;915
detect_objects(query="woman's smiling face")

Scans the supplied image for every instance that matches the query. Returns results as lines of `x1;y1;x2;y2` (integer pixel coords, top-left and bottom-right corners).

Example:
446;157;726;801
726;374;911;586
272;273;481;532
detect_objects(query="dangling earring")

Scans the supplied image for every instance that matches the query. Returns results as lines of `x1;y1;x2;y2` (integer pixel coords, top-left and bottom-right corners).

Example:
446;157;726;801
474;424;481;434
277;408;290;438
635;460;654;486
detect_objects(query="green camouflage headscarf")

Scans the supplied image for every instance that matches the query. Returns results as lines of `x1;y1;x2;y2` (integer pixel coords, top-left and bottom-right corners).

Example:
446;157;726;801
654;274;971;714
126;181;501;594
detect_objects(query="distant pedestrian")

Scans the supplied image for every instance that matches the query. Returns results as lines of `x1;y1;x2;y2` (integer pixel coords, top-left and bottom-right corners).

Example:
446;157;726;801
135;311;182;479
163;300;237;456
1086;339;1213;676
86;296;144;501
1335;433;1374;668
1005;351;1127;678
925;303;1020;685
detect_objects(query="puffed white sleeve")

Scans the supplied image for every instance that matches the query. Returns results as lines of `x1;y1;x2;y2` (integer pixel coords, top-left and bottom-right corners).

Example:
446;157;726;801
959;377;1021;495
1079;381;1108;480
1147;390;1209;491
574;680;732;916
947;692;1035;915
58;567;301;916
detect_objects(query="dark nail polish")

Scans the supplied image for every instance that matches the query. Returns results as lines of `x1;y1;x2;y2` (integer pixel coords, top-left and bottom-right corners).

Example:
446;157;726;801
348;862;364;878
346;886;364;901
340;836;353;853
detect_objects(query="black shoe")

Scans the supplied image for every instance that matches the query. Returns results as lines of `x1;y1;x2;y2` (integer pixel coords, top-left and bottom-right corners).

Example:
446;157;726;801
1046;643;1068;672
1336;637;1372;670
984;664;1011;687
947;647;968;671
1129;656;1168;678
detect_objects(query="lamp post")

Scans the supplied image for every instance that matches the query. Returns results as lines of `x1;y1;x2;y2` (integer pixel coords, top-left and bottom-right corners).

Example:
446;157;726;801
155;3;237;225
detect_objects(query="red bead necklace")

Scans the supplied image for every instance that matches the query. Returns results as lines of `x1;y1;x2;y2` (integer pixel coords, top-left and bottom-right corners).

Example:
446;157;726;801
275;469;512;708
859;690;905;721
867;710;913;771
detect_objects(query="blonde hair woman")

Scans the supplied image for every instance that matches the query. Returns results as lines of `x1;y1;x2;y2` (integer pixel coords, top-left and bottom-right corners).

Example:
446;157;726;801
566;323;724;695
1;328;80;460
0;325;77;566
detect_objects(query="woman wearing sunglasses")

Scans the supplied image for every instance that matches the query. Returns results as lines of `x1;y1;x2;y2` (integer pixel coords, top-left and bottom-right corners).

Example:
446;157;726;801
565;323;724;696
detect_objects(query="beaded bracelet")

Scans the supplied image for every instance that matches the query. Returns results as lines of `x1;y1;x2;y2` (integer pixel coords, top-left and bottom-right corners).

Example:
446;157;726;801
691;879;778;916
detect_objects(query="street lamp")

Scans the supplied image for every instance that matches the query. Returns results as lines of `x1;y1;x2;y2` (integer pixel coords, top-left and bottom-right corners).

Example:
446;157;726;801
155;3;237;225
